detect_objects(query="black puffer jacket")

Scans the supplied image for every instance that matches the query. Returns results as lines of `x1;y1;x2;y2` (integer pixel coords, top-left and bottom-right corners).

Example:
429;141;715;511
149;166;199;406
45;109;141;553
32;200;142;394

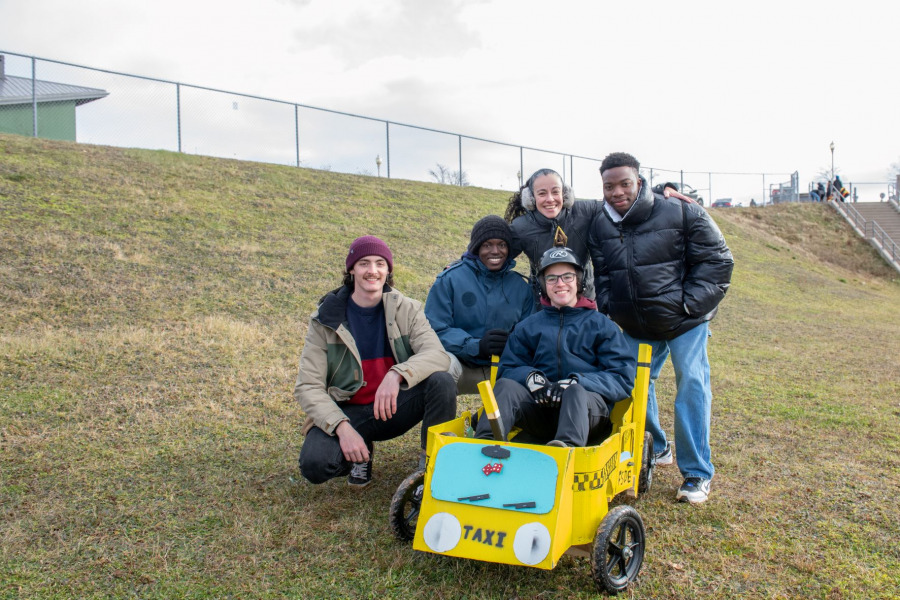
509;200;602;302
589;176;733;341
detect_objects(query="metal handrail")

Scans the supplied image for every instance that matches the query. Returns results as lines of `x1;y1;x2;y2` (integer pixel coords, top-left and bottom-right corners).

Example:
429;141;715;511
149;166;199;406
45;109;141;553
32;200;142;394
870;221;899;264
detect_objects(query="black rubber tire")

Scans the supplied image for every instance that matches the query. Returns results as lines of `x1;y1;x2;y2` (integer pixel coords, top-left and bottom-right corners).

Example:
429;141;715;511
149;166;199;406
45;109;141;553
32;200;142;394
637;432;654;496
590;505;646;594
389;470;425;542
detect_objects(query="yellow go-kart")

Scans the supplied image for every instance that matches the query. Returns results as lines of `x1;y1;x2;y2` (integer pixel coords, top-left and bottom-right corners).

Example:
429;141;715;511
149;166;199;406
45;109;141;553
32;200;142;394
389;345;654;595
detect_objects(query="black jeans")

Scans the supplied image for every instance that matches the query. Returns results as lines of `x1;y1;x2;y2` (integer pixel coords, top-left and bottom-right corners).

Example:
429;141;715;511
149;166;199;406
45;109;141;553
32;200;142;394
475;378;610;447
298;372;456;484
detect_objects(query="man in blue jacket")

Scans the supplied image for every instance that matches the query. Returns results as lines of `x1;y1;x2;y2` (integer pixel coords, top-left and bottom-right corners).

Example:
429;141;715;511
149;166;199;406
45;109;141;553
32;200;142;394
425;215;534;394
473;247;636;447
589;152;734;504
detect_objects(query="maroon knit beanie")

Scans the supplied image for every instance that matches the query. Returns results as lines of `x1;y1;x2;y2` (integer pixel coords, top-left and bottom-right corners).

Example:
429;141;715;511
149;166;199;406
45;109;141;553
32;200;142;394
345;235;394;272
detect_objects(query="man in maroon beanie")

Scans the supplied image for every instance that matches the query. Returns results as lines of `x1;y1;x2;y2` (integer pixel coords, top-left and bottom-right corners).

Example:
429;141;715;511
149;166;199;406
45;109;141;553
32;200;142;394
294;235;457;487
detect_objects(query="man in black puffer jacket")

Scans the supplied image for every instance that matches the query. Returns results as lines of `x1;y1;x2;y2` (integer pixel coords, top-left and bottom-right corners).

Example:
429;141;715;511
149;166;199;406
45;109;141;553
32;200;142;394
589;152;734;504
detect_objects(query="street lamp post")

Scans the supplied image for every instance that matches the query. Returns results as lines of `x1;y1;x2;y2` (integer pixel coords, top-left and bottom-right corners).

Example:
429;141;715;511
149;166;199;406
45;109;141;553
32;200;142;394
829;141;835;199
376;154;382;177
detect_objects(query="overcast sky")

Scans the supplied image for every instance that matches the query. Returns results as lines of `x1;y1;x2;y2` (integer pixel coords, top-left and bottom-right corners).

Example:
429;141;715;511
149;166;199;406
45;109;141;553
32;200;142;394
2;0;898;202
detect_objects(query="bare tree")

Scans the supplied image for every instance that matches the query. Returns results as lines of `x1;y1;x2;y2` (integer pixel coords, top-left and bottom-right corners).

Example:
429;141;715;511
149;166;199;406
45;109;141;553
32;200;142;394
888;158;900;179
429;163;470;186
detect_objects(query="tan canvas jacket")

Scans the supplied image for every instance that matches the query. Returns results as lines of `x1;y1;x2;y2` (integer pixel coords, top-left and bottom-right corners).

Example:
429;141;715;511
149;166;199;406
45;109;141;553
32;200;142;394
294;285;450;436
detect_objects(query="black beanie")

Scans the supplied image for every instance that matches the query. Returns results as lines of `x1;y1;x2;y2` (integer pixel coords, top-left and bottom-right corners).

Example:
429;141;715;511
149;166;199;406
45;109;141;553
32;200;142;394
468;215;513;255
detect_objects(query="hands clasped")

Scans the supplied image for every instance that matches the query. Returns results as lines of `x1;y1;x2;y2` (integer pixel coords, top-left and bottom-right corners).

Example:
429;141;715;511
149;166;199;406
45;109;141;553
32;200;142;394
526;372;578;408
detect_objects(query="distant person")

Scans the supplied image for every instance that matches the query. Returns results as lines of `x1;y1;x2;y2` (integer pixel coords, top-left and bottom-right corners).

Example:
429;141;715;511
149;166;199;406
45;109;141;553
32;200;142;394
474;247;636;447
812;182;826;202
425;215;534;394
295;236;456;488
833;176;849;202
750;198;757;207
589;152;734;504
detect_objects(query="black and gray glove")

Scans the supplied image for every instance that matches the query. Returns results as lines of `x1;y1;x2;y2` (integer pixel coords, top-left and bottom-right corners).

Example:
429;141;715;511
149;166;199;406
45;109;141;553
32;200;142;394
478;329;509;358
547;376;578;406
525;371;549;404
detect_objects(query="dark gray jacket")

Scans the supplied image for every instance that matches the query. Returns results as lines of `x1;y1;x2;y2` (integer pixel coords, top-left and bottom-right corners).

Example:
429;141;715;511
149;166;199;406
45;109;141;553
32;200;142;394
589;177;734;341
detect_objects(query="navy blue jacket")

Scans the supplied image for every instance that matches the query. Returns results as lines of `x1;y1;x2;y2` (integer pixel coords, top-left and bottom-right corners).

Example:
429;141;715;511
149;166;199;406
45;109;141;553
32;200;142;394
499;298;636;403
589;176;734;341
425;254;534;367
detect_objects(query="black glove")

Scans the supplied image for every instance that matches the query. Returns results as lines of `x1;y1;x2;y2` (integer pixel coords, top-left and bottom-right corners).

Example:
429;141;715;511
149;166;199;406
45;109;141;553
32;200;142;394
525;371;549;404
547;377;578;406
478;329;509;359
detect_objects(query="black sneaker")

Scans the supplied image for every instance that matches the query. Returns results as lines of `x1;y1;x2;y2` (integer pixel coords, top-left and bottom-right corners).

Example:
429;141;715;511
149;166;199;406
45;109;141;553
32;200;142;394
676;477;711;504
348;445;373;488
654;442;674;466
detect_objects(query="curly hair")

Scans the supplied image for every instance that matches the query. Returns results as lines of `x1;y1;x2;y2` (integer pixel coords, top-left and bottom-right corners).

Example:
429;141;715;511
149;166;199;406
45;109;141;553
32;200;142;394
599;152;640;174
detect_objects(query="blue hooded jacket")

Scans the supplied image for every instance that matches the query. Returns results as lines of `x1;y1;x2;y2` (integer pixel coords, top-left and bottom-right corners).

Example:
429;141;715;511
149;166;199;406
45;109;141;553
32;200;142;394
499;297;636;404
425;254;534;367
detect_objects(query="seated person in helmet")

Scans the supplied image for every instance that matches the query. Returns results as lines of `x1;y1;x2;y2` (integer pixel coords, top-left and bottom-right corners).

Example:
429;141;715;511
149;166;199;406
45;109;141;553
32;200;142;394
425;215;534;394
473;247;636;447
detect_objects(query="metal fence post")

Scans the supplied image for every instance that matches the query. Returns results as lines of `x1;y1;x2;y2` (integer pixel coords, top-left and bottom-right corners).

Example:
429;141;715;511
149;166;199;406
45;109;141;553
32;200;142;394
385;121;391;179
176;83;182;153
570;155;574;191
31;57;37;137
458;134;463;186
519;147;524;187
294;104;300;167
762;174;766;206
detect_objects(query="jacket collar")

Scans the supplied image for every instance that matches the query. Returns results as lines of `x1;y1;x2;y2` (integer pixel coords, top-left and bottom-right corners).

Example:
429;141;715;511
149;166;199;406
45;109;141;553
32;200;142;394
315;284;393;329
539;295;598;312
528;206;570;229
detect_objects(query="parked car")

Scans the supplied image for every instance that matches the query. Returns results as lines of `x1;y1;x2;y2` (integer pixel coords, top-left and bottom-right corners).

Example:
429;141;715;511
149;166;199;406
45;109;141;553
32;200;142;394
711;199;734;208
651;182;703;206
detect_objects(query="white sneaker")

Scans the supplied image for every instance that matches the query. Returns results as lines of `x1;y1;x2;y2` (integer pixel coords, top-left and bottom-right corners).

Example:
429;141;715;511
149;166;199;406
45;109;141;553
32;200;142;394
676;477;711;504
654;442;674;466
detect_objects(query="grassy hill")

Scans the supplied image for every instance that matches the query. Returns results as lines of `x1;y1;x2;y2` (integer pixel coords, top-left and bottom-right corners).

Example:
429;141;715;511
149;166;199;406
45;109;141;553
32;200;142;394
1;133;899;599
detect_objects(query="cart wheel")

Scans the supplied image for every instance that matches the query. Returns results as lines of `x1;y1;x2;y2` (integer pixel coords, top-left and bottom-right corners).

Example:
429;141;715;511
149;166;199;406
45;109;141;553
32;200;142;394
638;432;654;495
389;470;425;542
591;505;645;594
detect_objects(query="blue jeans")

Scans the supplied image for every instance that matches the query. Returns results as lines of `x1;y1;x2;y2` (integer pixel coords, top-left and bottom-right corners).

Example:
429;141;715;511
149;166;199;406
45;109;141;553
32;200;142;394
623;322;714;480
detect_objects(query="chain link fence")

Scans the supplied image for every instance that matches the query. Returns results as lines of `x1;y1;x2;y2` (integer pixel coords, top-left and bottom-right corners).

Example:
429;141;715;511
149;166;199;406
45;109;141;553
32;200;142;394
3;50;801;202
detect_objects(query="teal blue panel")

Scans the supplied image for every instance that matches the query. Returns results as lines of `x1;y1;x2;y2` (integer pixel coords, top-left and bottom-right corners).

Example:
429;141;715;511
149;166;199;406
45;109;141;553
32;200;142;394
430;443;558;514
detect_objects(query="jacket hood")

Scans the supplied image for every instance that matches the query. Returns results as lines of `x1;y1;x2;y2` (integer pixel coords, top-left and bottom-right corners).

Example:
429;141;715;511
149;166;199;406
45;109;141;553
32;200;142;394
314;283;393;329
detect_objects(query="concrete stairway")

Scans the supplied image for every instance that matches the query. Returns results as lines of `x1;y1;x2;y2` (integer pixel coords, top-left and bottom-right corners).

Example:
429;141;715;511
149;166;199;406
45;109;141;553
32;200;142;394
830;200;900;273
853;202;900;241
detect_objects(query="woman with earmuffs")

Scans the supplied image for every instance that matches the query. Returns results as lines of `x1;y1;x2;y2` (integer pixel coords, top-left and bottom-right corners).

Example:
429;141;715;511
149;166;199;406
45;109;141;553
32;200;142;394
504;168;601;307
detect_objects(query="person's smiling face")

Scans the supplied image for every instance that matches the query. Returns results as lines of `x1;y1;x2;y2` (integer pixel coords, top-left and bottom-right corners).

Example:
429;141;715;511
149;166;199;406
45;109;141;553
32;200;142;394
478;238;509;271
602;166;640;216
532;173;564;219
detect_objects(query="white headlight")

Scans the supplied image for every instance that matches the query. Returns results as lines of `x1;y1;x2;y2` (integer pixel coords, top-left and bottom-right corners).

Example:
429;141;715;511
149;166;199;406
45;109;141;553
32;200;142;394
422;512;462;553
513;522;552;565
